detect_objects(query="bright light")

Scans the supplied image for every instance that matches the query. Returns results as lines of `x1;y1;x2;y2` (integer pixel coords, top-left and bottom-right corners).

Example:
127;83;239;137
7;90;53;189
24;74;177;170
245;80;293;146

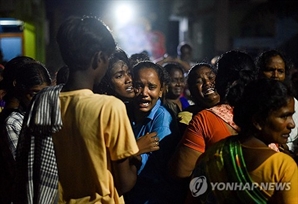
114;3;134;25
0;20;23;26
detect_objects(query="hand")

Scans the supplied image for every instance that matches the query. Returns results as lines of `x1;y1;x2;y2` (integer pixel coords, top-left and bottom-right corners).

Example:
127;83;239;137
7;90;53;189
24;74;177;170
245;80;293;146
136;132;159;155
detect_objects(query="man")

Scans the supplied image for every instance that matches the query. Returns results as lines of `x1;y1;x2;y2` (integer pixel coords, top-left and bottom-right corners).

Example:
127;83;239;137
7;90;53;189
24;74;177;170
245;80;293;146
15;16;139;204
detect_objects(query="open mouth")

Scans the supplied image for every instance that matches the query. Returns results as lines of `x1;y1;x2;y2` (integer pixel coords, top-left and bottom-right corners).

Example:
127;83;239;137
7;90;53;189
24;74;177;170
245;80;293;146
202;87;215;96
138;100;150;108
125;86;134;92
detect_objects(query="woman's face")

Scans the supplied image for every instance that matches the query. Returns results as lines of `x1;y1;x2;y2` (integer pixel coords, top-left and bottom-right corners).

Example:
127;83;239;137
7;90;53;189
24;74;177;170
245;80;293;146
21;82;49;108
110;60;135;99
261;55;286;81
134;67;163;113
167;69;185;99
258;97;295;145
190;66;220;108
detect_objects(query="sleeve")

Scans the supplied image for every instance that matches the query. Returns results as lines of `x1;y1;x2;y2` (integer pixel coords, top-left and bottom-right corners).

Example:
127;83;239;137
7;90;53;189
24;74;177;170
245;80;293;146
273;154;298;203
5;113;23;159
150;109;172;141
138;153;149;174
180;111;207;153
105;99;139;161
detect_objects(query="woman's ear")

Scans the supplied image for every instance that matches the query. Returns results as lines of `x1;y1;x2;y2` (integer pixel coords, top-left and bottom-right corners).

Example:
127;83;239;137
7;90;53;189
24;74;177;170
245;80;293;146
159;87;163;98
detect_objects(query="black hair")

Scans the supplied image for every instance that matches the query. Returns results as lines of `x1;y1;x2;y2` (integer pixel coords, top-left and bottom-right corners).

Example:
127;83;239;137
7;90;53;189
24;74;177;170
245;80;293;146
96;47;129;95
256;49;291;81
129;52;150;68
177;42;192;56
3;61;51;103
187;62;215;91
216;50;257;106
56;16;116;71
233;78;294;134
133;61;167;88
164;63;184;79
2;56;36;101
14;62;51;91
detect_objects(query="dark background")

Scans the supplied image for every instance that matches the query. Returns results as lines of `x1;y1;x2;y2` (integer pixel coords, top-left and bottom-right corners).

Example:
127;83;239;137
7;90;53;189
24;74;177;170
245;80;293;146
1;0;298;75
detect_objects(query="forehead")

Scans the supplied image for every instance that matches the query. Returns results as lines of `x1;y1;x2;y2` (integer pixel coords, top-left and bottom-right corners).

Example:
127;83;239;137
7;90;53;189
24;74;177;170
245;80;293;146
136;67;160;81
266;55;285;68
170;68;183;76
270;97;294;115
111;60;129;72
195;66;213;76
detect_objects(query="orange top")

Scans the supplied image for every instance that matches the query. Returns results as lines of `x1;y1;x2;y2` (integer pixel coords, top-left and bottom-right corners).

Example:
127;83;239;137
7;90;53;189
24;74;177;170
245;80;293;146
181;104;236;153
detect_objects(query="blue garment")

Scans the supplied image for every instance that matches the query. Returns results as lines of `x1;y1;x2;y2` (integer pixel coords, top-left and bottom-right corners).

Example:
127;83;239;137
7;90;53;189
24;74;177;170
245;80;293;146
125;99;182;203
132;99;172;174
180;96;190;110
0;100;5;108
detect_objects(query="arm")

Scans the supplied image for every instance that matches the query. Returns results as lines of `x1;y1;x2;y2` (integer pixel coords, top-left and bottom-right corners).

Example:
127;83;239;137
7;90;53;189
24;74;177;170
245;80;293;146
169;112;206;179
169;145;202;179
5;112;23;159
107;99;140;195
111;157;138;196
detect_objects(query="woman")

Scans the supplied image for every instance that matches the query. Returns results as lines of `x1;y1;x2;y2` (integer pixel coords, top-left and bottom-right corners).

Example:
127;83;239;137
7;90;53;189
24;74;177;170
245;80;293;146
163;63;189;117
0;58;51;158
169;50;257;179
190;79;298;203
256;49;291;82
256;49;298;153
178;62;220;133
0;57;51;204
125;61;180;203
98;48;135;101
97;48;159;156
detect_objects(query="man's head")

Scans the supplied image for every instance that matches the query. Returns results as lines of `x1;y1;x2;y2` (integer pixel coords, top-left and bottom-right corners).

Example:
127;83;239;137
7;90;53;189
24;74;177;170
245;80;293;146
56;16;116;75
177;42;192;62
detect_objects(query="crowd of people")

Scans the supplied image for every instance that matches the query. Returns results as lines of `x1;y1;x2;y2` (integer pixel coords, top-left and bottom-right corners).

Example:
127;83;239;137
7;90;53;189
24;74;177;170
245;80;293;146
0;15;297;204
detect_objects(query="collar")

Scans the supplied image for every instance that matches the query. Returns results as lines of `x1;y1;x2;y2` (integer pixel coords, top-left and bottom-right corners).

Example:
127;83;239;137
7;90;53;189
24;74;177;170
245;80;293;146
146;99;161;120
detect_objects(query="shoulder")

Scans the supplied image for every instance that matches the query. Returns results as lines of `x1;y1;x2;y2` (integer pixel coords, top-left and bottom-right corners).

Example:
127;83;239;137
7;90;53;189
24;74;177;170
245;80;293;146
192;109;218;121
5;111;24;125
261;153;297;181
154;105;172;120
87;94;127;114
267;152;296;166
252;152;296;175
71;91;126;108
